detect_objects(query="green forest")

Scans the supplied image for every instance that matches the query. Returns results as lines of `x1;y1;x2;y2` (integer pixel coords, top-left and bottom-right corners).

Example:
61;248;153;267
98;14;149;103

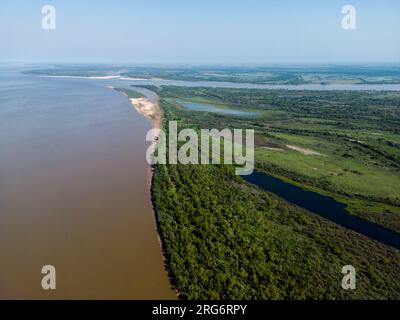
150;86;400;233
149;85;400;299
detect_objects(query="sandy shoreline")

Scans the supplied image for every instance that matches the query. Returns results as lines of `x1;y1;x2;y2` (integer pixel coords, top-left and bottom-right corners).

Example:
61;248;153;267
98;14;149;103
128;95;163;165
131;95;163;187
120;89;180;297
118;89;162;195
129;97;162;130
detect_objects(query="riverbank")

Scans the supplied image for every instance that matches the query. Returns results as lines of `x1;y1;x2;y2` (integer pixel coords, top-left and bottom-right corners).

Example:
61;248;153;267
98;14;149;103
117;87;182;298
129;97;162;129
115;87;162;182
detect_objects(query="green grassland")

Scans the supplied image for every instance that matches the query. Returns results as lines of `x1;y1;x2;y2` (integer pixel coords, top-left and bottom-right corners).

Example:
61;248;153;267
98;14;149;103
150;88;400;299
147;86;400;233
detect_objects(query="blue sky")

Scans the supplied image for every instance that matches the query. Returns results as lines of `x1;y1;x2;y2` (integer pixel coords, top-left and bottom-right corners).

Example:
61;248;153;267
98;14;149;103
1;0;399;63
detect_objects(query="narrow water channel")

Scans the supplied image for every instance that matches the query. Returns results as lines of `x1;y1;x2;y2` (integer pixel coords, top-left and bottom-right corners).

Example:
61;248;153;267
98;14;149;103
243;171;400;249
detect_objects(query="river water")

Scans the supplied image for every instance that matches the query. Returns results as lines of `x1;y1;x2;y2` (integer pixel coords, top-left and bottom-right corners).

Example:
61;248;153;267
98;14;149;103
0;66;175;299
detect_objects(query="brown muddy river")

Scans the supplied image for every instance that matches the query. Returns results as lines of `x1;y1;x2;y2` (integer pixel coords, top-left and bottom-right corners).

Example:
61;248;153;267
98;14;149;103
0;67;175;299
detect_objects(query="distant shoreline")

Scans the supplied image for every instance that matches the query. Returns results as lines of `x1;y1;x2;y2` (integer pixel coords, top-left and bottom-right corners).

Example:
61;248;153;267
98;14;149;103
33;74;400;91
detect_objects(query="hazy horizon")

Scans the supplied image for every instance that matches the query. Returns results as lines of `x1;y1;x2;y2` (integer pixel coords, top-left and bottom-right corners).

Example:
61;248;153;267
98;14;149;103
2;61;400;66
1;0;399;64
